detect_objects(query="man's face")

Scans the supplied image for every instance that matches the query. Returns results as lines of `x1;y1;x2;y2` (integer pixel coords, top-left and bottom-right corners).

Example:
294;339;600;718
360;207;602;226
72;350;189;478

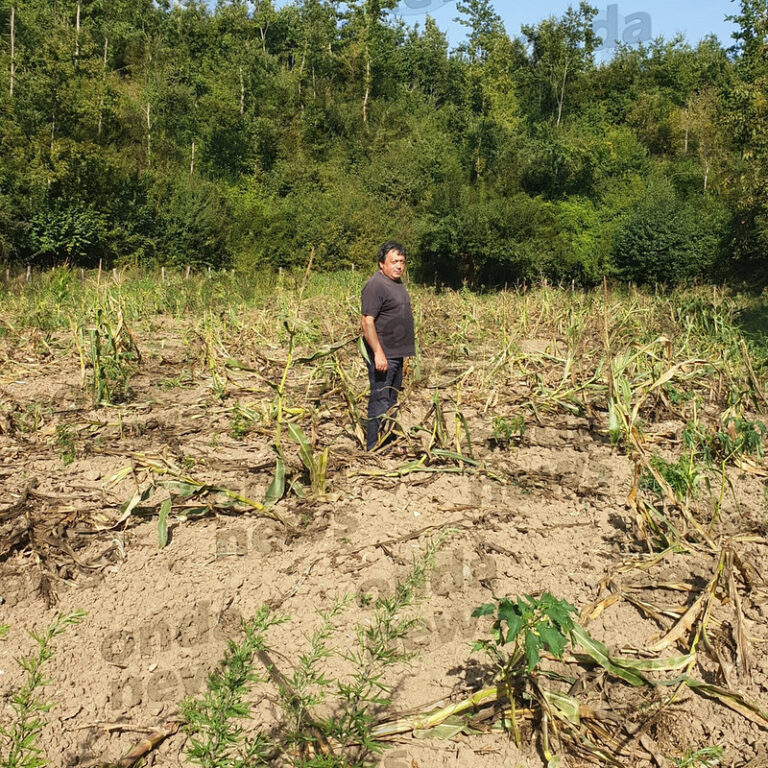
379;249;406;281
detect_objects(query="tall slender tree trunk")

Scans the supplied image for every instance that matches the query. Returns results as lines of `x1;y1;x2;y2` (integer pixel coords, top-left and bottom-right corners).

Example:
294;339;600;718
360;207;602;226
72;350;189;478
298;51;305;97
98;37;108;137
75;2;80;63
362;51;371;124
146;103;152;168
190;141;195;175
239;66;244;115
9;6;14;99
556;60;569;128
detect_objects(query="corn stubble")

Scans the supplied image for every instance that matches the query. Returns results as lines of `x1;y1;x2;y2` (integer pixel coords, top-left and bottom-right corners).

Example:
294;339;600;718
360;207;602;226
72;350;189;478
2;269;768;766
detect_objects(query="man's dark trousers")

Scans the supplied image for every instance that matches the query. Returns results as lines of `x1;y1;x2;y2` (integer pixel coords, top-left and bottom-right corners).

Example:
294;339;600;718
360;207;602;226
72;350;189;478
366;357;403;450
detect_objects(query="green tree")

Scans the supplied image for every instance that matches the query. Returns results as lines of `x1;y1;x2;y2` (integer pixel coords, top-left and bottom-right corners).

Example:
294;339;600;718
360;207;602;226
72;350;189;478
520;2;599;126
611;178;729;285
725;0;768;281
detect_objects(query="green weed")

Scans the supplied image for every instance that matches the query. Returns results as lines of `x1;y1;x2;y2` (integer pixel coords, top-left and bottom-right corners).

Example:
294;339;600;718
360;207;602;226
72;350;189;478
0;612;85;768
491;414;526;445
472;593;577;675
229;405;253;440
54;424;76;466
183;537;444;767
182;607;287;767
160;371;195;390
641;454;704;501
472;593;577;749
9;404;48;434
671;745;723;768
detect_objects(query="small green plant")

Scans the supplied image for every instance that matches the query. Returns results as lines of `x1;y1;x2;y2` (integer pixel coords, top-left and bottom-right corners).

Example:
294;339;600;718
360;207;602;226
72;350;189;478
472;593;577;748
472;593;577;675
54;424;75;466
664;383;696;406
182;607;287;768
671;745;723;768
683;417;766;465
641;453;703;501
607;362;636;446
10;404;47;434
229;405;253;440
183;537;445;768
288;423;329;497
491;414;526;445
74;301;141;404
0;612;85;768
160;371;195;390
200;312;228;399
717;417;766;460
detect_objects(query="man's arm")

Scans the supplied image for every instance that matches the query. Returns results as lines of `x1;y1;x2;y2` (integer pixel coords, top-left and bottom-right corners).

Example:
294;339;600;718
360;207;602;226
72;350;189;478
361;315;388;372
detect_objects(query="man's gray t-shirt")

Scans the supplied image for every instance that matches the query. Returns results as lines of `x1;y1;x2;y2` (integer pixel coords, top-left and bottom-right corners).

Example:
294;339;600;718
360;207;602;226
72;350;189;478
361;271;415;358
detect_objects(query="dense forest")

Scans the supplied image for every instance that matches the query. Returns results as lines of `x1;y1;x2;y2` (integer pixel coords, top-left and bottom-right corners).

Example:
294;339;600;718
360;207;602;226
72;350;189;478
0;0;766;286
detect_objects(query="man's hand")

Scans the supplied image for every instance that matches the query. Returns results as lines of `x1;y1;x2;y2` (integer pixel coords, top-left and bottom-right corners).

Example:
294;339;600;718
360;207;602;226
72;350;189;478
361;315;388;372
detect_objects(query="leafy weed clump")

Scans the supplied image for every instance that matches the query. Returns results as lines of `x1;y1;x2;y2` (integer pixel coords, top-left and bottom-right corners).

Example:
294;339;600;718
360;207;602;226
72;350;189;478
491;414;526;447
0;612;85;768
183;538;442;768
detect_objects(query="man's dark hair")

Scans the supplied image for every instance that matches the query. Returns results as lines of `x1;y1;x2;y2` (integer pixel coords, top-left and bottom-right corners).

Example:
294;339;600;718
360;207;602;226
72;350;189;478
377;241;406;263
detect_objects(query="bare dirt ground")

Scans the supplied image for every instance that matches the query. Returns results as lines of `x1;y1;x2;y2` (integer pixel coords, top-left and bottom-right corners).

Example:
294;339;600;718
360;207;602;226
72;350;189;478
1;291;768;768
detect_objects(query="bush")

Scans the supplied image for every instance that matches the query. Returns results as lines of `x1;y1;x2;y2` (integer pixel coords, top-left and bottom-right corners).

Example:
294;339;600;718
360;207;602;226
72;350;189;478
151;176;232;269
28;201;108;268
230;158;413;271
611;179;728;285
416;193;538;286
417;192;607;287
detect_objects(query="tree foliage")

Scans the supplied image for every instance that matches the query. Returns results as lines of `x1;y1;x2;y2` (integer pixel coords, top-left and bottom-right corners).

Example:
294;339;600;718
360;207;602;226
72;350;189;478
0;0;761;285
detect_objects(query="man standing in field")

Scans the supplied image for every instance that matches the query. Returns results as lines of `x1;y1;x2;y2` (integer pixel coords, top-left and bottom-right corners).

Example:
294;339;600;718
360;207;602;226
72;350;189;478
361;241;415;451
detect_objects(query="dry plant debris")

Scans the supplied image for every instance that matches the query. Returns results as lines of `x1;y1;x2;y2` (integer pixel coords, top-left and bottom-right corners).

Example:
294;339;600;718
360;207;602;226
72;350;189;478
0;269;767;767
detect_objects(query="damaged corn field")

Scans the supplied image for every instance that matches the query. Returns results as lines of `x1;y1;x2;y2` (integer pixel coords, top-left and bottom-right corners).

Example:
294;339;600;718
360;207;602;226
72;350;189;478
1;267;768;768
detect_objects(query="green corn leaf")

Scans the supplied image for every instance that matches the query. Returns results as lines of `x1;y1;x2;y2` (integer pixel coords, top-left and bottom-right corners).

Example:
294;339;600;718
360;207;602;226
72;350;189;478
287;422;315;475
157;498;171;549
161;480;200;498
413;716;472;740
431;448;480;466
314;448;329;494
600;653;695;673
224;357;259;372
357;336;371;365
683;677;768;727
264;459;285;507
457;411;475;459
542;689;581;726
295;337;355;363
570;624;647;686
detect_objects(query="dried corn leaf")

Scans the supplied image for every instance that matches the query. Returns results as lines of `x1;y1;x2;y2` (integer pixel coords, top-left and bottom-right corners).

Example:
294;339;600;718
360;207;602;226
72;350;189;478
647;589;707;653
581;591;620;624
684;677;768;729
